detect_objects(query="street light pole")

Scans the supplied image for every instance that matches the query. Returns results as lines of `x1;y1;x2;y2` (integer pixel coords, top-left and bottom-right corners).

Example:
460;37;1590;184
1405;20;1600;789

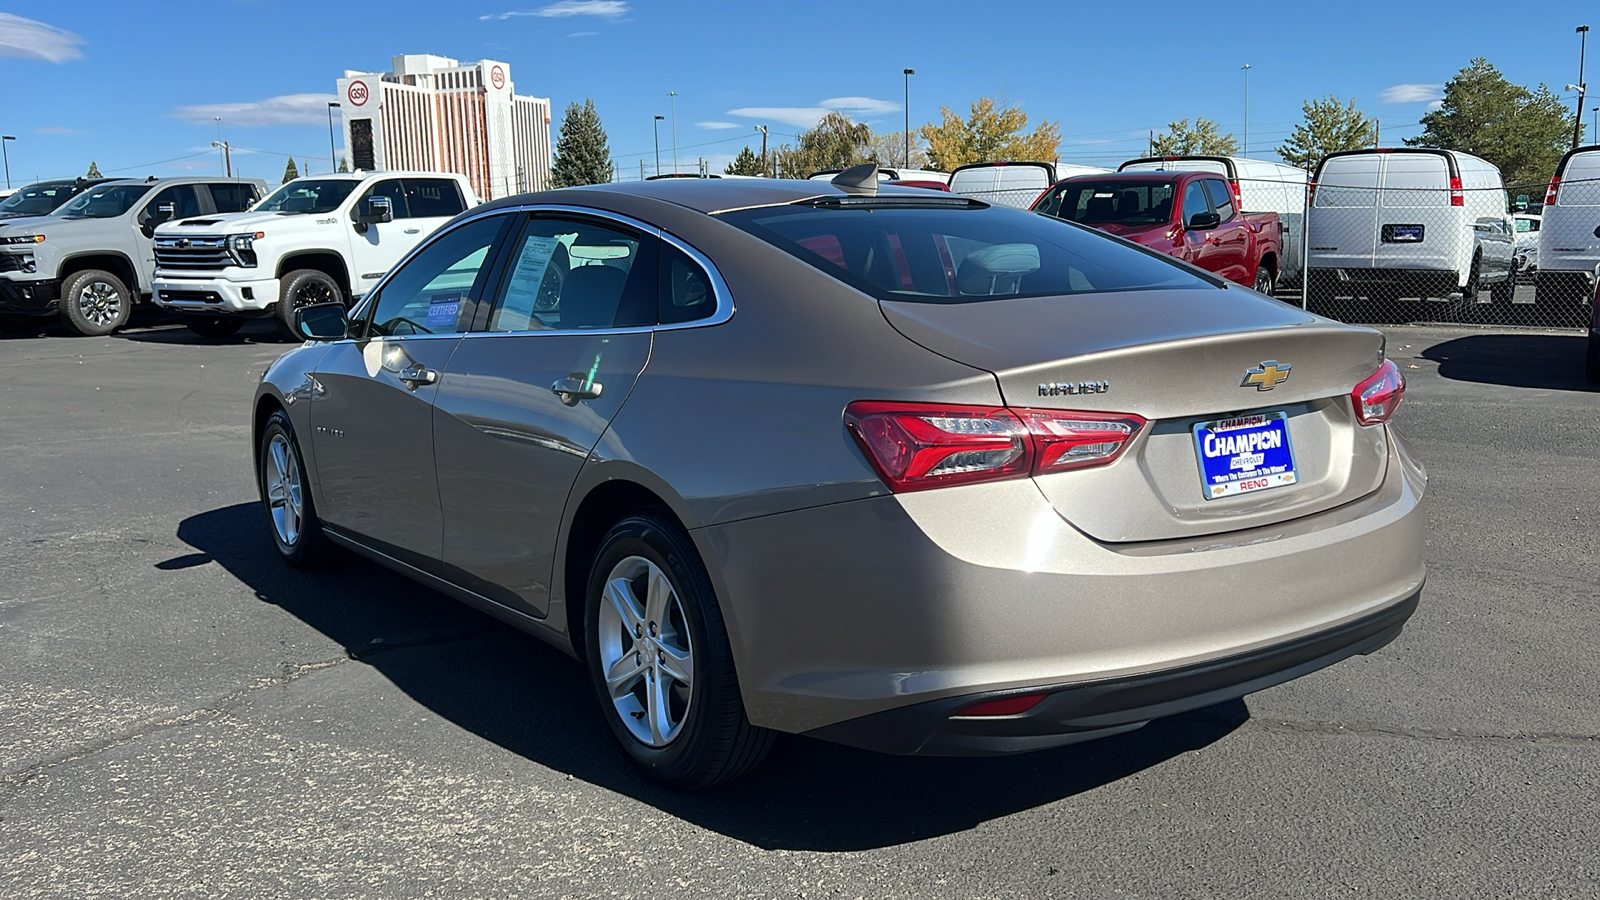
1592;106;1598;142
903;68;915;168
1576;26;1591;150
1242;63;1252;157
754;124;768;177
211;141;232;178
1;136;13;189
668;91;679;174
327;102;340;172
653;115;664;177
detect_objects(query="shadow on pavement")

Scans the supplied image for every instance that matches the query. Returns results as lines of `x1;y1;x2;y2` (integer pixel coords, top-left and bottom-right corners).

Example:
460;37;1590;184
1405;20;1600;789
1420;332;1597;392
119;318;288;345
169;502;1248;851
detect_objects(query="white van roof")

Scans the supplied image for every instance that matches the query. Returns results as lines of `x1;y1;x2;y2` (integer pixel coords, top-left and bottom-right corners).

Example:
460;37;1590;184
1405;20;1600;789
1312;147;1498;181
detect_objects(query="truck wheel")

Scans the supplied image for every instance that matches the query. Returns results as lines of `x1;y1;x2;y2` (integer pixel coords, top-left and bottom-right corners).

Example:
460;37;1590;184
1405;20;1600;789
1490;265;1514;303
276;269;343;340
1461;254;1482;303
1252;266;1274;296
58;269;133;337
184;317;244;339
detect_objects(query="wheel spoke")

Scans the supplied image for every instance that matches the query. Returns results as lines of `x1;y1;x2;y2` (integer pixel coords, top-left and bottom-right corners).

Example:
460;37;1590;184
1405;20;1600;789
656;642;692;687
647;669;673;745
604;651;646;699
644;566;673;628
603;577;644;633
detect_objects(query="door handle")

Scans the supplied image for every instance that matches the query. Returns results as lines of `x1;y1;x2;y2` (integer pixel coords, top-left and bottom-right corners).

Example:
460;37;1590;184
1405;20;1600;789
551;376;603;405
397;363;438;390
404;228;421;234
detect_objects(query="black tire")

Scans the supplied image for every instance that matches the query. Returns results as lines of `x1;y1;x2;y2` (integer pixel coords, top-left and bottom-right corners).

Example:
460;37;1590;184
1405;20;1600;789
1461;254;1482;303
256;409;337;569
1587;332;1600;384
276;269;343;340
583;510;774;789
184;317;245;338
1490;264;1514;303
57;269;133;336
1252;266;1274;296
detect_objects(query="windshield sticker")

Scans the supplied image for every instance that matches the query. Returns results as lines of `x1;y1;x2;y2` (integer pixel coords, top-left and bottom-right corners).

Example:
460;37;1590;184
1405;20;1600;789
506;235;561;302
426;291;464;327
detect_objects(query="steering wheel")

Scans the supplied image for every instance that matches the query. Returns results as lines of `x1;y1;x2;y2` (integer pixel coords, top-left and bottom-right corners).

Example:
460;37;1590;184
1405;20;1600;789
534;265;564;311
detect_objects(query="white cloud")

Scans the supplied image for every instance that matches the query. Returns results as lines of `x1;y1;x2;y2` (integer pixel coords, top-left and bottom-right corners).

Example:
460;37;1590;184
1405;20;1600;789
34;126;87;135
1381;83;1444;104
726;97;901;129
481;1;627;20
696;121;740;130
567;31;597;37
0;13;85;63
169;93;340;127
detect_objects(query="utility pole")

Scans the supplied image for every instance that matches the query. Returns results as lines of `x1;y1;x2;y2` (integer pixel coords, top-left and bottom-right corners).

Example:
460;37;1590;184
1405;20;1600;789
211;141;232;177
903;68;915;168
668;91;679;174
1575;25;1591;150
327;102;340;173
653;115;664;177
1592;106;1598;142
1241;63;1252;157
1375;118;1381;148
754;124;768;177
1;136;13;189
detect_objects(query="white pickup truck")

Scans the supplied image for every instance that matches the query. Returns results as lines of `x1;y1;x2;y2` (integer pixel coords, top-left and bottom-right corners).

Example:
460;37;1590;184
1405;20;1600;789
152;171;480;338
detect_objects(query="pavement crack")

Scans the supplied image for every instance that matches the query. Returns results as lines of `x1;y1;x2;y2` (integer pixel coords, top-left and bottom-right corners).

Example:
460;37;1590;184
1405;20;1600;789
1249;717;1600;747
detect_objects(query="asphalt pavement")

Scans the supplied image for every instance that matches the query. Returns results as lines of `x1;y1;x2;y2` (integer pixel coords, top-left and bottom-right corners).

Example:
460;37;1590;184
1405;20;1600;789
2;314;1597;898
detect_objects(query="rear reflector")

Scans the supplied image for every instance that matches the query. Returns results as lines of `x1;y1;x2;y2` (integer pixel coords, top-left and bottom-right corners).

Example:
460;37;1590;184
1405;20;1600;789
1352;360;1405;425
955;693;1050;717
845;402;1145;492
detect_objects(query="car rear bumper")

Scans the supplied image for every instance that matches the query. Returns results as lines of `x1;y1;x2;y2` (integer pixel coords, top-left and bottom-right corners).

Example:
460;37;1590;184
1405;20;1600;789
153;275;279;315
806;588;1417;756
0;276;59;314
697;426;1427;750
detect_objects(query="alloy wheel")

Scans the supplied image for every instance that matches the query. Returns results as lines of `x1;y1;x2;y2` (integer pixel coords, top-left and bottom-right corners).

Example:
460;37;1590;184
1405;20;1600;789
263;433;303;547
596;555;695;747
292;281;337;310
77;280;123;327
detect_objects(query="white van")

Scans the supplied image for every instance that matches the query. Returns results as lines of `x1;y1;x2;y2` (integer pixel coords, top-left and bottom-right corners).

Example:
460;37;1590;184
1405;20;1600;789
1535;144;1600;305
1119;156;1308;282
947;161;1110;209
1306;148;1514;300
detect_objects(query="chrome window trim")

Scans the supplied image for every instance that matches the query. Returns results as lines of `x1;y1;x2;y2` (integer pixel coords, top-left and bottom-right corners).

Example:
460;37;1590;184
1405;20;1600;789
361;202;734;341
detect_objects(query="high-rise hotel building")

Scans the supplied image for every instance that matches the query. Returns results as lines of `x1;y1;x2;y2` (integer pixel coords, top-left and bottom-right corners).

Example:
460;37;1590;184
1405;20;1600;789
337;55;552;200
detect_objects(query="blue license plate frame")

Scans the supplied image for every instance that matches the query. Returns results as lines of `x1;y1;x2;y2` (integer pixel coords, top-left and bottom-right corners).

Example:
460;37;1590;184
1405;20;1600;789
1193;411;1299;500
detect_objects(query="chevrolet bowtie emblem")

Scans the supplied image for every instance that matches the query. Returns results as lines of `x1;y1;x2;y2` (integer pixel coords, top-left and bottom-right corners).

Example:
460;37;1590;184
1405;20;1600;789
1242;361;1292;391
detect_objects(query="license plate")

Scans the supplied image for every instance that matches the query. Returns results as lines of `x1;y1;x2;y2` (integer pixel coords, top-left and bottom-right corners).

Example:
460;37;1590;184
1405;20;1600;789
1193;412;1299;500
1382;224;1425;243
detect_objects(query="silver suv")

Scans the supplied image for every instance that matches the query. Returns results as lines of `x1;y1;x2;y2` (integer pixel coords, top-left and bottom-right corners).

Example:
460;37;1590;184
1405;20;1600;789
0;176;266;335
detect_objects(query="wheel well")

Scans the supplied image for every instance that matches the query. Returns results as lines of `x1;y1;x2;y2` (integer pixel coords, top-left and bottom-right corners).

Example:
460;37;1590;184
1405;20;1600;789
252;395;283;467
1258;253;1278;278
277;252;351;299
60;254;140;293
563;480;677;660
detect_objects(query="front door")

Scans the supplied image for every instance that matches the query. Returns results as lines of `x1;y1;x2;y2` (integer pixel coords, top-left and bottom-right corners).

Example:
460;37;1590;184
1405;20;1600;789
309;213;510;564
1200;178;1250;284
434;213;661;616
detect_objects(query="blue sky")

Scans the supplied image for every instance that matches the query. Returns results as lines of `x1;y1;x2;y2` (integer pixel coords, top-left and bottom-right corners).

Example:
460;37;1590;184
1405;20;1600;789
0;0;1591;186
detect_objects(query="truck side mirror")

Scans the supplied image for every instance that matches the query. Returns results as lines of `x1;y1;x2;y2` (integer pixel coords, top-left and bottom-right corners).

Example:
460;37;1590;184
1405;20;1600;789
354;195;393;228
295;302;350;341
1186;211;1221;231
154;202;177;223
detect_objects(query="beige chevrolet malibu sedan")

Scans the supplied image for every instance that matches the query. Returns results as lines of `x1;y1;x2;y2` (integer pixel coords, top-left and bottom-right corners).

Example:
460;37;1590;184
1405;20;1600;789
253;168;1426;788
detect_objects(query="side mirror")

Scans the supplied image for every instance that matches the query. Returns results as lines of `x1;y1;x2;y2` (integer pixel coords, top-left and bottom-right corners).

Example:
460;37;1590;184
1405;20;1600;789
1186;210;1221;231
354;195;393;225
153;202;177;224
295;302;350;341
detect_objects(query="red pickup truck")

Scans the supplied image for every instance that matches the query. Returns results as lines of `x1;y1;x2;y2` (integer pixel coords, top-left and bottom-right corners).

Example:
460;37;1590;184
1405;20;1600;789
1032;171;1283;293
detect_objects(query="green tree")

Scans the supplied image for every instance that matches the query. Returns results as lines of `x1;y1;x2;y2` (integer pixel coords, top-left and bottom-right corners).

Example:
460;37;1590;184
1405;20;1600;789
282;157;300;183
337;156;350;173
920;97;1060;171
866;131;929;169
772;112;875;178
1150;117;1238;156
724;145;764;176
1406;58;1575;186
85;160;102;178
1277;96;1378;169
550;98;613;188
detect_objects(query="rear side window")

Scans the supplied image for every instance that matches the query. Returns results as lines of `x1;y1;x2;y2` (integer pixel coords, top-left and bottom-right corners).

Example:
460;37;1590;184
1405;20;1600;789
403;178;467;218
1202;179;1235;221
1182;182;1210;224
715;202;1212;303
207;183;258;213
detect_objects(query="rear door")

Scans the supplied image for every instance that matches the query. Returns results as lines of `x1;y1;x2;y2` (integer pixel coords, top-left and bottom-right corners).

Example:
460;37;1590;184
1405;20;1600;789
1201;177;1251;284
1375;152;1454;273
948;162;1055;209
1542;148;1600;275
432;211;662;617
1309;153;1381;270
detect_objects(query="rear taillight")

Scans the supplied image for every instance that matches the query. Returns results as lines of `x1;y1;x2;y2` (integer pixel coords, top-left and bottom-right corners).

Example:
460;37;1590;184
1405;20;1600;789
1352;360;1405;425
1448;176;1464;207
1545;175;1561;207
844;402;1145;492
1229;179;1243;208
1307;179;1317;204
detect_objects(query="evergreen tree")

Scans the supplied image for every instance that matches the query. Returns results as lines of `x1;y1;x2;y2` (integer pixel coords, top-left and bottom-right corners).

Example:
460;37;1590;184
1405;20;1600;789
1406;58;1574;186
337;156;350;173
85;160;102;178
1277;96;1378;169
282;157;300;183
724;146;764;176
550;99;613;188
1150;118;1238;156
919;98;1060;171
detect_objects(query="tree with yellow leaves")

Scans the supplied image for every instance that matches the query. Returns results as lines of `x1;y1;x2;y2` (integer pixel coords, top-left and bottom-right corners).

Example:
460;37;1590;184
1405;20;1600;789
919;98;1061;172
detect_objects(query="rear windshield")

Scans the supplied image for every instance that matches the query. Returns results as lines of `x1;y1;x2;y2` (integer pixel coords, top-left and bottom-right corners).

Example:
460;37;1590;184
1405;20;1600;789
714;201;1213;303
1034;180;1176;225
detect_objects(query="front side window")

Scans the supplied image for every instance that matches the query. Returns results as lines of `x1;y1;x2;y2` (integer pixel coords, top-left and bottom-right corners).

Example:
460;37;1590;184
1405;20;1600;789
488;217;655;332
365;215;506;337
55;184;152;219
359;180;409;219
401;179;467;219
0;182;84;216
1202;179;1236;221
715;201;1211;304
207;183;259;213
1181;182;1211;225
254;179;359;214
140;185;202;223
